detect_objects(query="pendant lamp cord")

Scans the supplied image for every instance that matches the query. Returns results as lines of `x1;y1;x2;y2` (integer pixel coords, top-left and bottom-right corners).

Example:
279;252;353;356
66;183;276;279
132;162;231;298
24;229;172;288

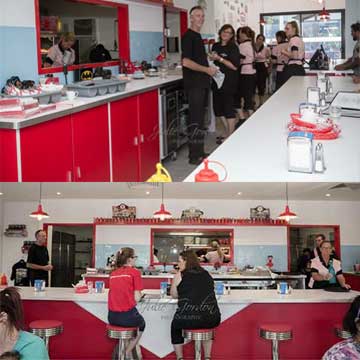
286;183;289;206
39;182;42;205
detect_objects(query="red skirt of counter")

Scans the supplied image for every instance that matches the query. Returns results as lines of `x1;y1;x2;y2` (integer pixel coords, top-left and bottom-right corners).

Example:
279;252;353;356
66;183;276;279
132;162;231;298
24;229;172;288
19;287;357;359
0;76;182;182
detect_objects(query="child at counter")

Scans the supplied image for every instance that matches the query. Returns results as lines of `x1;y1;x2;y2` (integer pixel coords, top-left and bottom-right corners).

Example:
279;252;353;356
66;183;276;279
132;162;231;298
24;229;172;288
108;248;145;359
170;250;221;360
323;296;360;359
0;287;49;359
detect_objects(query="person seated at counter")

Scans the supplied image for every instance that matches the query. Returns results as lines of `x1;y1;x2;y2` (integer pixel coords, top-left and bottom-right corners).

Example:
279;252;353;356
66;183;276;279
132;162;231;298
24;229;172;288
170;250;221;360
309;240;351;290
43;32;76;68
108;248;145;359
323;295;360;359
0;287;49;359
200;239;230;264
335;22;360;77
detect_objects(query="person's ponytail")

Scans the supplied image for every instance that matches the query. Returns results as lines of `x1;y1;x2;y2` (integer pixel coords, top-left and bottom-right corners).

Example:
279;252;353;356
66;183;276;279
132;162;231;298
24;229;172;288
115;247;135;268
0;287;24;331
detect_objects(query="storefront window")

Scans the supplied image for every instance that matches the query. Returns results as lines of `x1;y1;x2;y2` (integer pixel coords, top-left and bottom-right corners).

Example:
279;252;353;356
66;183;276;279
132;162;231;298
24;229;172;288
262;10;345;60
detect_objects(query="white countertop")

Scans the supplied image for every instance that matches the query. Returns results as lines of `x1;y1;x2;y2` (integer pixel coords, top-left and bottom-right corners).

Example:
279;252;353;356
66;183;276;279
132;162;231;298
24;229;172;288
185;76;360;182
0;75;182;129
17;287;359;304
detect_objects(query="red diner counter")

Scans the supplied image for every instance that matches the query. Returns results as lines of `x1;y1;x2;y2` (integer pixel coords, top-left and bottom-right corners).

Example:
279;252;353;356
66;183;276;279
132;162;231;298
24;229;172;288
19;287;357;360
0;75;182;182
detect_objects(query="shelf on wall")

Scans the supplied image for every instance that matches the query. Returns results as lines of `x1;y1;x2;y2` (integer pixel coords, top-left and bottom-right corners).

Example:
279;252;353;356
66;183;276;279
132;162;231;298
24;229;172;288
94;218;288;226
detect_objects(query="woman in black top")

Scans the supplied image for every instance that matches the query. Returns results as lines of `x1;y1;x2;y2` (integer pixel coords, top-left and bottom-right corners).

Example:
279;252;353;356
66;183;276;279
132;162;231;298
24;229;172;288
209;24;240;143
170;250;221;360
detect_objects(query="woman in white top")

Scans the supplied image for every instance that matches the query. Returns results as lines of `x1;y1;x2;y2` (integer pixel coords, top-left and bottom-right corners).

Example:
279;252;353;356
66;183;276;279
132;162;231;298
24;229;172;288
43;32;76;68
201;240;229;264
281;21;305;85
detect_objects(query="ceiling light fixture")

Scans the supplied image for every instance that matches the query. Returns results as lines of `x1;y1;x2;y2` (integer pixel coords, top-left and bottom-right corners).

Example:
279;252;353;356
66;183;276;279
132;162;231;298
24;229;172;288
325;193;331;197
278;183;298;222
30;183;49;221
319;1;330;22
153;183;172;221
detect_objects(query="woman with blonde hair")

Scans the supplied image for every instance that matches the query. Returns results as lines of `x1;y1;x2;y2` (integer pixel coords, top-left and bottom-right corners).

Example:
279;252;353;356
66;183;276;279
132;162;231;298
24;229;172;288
43;32;76;68
281;21;305;84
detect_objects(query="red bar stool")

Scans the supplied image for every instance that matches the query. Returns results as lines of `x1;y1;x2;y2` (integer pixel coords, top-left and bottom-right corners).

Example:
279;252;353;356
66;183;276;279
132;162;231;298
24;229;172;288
106;324;138;360
334;324;352;340
259;324;292;360
183;328;216;360
29;320;63;350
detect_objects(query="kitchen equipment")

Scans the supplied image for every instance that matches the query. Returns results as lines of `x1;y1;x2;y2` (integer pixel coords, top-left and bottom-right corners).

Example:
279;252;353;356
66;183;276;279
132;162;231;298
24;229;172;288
66;79;128;97
160;83;188;160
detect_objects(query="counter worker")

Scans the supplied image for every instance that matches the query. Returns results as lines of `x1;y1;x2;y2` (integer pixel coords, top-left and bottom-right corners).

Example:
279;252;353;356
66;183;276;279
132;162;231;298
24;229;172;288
208;24;240;141
201;240;230;264
309;240;350;289
335;22;360;77
254;34;271;107
237;26;257;122
312;233;338;260
271;31;288;90
181;6;218;165
281;21;305;84
26;230;53;286
43;32;76;68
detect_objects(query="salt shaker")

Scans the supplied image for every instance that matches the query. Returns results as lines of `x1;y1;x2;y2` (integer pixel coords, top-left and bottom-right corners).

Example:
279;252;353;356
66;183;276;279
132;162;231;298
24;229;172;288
314;143;326;173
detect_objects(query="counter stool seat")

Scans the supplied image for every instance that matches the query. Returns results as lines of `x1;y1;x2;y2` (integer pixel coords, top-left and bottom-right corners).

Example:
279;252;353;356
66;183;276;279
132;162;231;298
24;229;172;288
183;328;216;360
29;320;63;350
334;324;352;340
106;325;139;360
259;324;292;360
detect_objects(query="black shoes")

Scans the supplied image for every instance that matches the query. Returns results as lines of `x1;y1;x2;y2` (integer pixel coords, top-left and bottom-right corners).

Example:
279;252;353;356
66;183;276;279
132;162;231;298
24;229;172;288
216;136;225;145
188;153;210;165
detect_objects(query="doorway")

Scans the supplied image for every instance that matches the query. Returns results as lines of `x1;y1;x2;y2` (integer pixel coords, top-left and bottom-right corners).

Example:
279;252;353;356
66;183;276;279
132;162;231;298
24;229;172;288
288;225;340;272
45;224;93;287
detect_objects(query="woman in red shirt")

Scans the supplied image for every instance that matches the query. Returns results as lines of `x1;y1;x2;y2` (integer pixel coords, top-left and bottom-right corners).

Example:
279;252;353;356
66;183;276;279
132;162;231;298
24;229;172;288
108;248;145;358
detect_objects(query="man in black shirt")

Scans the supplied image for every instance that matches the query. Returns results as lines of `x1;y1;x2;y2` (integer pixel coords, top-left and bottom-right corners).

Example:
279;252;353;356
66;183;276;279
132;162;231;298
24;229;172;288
27;230;53;286
181;6;218;165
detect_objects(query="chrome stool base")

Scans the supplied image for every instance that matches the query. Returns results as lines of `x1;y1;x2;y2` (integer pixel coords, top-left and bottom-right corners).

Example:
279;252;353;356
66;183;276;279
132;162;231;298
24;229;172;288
183;329;215;360
29;320;63;351
107;326;139;360
260;326;292;360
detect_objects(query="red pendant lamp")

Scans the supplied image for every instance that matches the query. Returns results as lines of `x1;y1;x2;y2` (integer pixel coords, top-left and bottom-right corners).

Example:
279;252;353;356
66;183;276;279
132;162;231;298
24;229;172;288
259;0;266;26
319;1;330;22
30;183;49;221
278;183;297;222
153;183;172;221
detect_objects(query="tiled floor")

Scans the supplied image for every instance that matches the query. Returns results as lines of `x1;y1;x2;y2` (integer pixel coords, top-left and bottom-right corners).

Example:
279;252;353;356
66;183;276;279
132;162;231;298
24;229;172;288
163;131;220;181
163;94;270;181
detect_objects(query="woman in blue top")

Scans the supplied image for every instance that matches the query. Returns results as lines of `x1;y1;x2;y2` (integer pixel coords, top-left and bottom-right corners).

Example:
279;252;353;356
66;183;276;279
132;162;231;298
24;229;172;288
0;287;49;360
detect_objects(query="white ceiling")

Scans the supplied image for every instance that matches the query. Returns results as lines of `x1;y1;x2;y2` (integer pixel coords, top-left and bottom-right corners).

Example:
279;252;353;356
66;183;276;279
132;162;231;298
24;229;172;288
0;183;359;201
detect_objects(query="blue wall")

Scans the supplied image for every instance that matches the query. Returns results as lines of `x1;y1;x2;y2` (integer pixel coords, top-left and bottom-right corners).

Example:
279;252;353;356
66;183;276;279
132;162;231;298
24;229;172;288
130;31;164;63
95;244;289;272
95;244;360;272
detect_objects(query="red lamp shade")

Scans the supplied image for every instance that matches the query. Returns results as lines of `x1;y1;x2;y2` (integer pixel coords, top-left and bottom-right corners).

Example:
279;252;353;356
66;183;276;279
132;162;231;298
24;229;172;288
153;203;172;221
319;7;330;22
259;17;266;26
29;204;49;221
278;205;297;222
